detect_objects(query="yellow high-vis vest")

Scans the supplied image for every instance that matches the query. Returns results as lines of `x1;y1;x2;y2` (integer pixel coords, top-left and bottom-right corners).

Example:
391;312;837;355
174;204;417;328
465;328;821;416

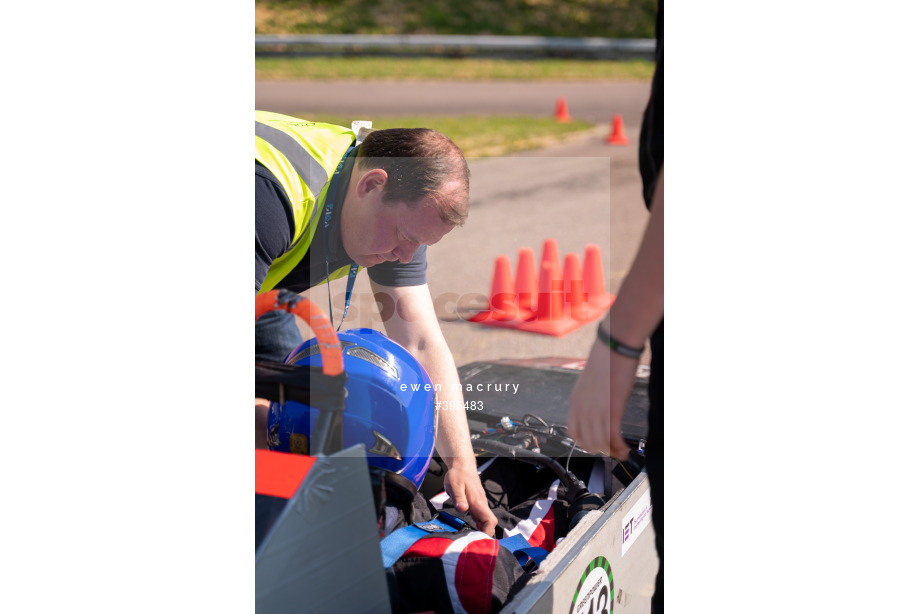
255;110;358;293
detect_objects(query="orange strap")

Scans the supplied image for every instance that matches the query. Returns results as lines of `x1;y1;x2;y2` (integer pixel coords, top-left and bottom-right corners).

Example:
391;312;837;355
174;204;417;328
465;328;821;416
255;290;344;376
254;449;316;499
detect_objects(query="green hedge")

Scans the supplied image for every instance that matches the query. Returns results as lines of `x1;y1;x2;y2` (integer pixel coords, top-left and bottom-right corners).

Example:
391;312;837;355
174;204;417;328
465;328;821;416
255;0;657;38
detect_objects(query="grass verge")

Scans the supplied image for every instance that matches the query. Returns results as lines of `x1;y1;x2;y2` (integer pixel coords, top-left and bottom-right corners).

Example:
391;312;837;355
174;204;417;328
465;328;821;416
255;57;654;81
279;113;596;157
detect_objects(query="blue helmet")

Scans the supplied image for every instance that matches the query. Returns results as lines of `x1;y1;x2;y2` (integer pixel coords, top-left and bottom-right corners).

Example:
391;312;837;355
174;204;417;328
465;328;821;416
266;328;436;494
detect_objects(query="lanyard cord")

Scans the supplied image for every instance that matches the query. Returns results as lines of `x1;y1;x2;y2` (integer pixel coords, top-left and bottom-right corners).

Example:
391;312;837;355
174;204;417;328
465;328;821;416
322;146;358;331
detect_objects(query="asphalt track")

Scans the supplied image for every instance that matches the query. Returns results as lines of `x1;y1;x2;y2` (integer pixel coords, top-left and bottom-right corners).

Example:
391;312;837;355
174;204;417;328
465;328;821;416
256;79;651;125
256;79;654;368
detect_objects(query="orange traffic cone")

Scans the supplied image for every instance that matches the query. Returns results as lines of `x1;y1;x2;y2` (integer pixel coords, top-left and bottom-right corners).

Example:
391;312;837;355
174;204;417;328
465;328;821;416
555;97;572;123
540;238;559;273
606;113;629;145
583;244;608;305
489;255;518;321
470;239;616;336
563;253;588;322
515;247;537;319
536;259;564;322
469;255;517;322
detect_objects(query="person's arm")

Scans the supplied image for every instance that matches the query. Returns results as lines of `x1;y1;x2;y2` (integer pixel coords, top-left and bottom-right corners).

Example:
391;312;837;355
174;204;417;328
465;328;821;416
256;399;270;449
568;167;663;459
371;280;498;536
255;165;296;448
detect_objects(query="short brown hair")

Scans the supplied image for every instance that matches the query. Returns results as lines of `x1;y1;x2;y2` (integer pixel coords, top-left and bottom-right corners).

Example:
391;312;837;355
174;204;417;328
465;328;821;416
355;128;470;225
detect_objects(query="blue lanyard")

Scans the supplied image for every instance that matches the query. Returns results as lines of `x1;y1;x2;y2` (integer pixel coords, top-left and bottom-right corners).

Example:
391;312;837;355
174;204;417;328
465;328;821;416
322;146;358;331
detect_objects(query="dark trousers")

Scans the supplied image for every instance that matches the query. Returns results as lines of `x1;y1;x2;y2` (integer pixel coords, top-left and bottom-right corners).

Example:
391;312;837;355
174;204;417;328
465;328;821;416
255;309;304;363
646;320;664;614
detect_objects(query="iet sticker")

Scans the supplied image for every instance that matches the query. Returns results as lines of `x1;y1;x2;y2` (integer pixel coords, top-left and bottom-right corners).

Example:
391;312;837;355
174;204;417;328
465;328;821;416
621;489;652;556
569;556;614;614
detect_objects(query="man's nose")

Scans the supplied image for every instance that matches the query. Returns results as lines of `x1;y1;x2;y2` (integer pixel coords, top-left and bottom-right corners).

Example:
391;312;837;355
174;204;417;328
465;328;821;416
393;242;419;263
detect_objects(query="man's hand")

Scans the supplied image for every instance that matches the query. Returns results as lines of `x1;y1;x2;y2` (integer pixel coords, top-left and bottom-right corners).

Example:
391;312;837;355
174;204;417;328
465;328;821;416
569;168;662;459
370;281;497;535
443;460;498;537
567;339;636;460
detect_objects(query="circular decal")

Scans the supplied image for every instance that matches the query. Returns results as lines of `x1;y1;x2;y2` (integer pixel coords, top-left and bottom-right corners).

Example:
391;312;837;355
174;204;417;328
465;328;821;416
569;556;614;614
289;433;309;455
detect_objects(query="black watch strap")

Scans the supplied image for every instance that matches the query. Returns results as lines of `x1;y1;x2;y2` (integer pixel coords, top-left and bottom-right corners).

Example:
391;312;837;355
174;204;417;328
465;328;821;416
597;323;644;359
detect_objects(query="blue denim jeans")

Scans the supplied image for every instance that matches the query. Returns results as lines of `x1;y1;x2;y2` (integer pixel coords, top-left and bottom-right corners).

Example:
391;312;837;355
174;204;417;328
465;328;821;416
255;309;304;363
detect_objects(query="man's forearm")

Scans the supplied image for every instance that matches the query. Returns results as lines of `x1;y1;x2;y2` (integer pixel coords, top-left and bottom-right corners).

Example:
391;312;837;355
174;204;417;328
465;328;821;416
412;343;477;469
606;167;664;346
411;330;496;534
371;281;478;468
371;269;497;531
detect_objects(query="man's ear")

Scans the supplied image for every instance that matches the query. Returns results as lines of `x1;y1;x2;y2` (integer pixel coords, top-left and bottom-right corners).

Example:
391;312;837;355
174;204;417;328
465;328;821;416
356;168;388;198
